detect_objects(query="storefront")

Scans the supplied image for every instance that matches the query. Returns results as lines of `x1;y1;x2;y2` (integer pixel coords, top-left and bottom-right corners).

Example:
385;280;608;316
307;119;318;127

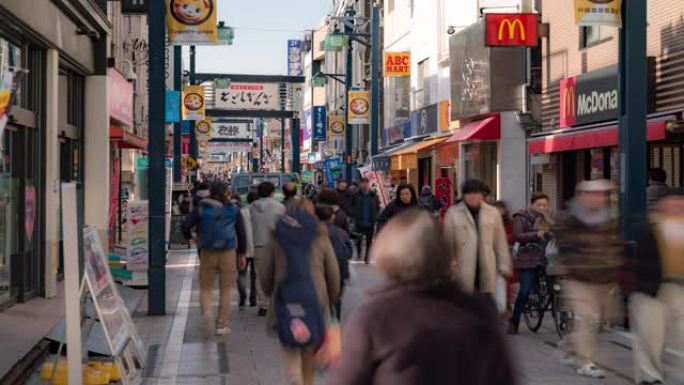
389;136;448;189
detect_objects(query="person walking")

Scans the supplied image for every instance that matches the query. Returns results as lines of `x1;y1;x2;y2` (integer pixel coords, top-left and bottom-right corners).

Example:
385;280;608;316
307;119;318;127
251;181;286;316
647;168;677;211
316;203;353;317
352;178;380;264
443;179;512;301
283;181;298;205
336;179;354;216
317;188;349;233
630;194;684;385
554;179;624;379
181;181;247;335
418;185;442;214
260;197;341;385
376;183;418;233
508;193;554;334
327;209;517;385
237;192;259;309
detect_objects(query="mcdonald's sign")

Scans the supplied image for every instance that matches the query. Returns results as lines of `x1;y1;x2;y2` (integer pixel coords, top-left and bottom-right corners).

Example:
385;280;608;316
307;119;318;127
559;77;578;128
484;13;538;47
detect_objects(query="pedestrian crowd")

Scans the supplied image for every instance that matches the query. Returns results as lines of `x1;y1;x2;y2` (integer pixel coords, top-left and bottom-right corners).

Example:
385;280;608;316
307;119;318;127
180;168;683;385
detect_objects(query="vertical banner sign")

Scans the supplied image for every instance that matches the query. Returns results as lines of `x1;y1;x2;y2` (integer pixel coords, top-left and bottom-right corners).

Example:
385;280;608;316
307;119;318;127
287;40;303;76
195;119;212;140
574;0;622;27
167;0;218;44
484;13;538;47
328;114;345;138
383;52;411;77
165;90;181;123
347;90;370;124
126;201;149;271
181;134;190;154
312;106;327;142
182;85;205;120
435;177;453;218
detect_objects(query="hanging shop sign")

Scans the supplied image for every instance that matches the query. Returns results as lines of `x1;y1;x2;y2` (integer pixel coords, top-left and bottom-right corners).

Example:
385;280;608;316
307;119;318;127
215;82;279;110
438;100;451;132
323;157;342;186
312;106;327;142
287;40;303;76
347;90;370;124
165;90;181;123
181;134;190;155
574;0;622;28
108;68;134;127
211;120;252;140
328;114;345;138
183;156;198;170
384;52;411;77
195;119;212;139
167;0;218;45
410;103;439;136
303;108;312;151
182;85;205;121
484;13;538;47
559;65;625;128
126;201;149;271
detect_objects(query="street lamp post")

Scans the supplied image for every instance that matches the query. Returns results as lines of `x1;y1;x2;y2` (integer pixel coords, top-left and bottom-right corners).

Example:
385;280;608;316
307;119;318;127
173;46;182;182
369;2;380;157
344;7;355;182
189;45;198;181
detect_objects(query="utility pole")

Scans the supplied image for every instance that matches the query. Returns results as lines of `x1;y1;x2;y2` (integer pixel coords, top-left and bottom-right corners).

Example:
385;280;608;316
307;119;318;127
618;0;648;241
344;7;355;182
173;46;182;182
189;45;198;181
369;2;380;157
147;0;166;316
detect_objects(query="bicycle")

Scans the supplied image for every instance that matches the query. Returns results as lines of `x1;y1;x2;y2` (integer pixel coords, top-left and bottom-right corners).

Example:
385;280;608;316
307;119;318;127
522;267;573;338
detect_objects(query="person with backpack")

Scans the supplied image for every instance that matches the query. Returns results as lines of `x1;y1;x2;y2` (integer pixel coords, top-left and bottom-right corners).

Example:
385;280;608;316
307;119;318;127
260;197;341;385
182;181;247;336
316;203;353;316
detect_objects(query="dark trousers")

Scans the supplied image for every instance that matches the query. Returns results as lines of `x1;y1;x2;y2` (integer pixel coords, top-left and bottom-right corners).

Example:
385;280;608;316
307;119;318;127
238;257;257;305
356;227;374;263
511;268;539;325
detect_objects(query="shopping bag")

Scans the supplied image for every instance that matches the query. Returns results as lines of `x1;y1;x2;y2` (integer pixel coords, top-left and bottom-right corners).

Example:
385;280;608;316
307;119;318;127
316;309;342;369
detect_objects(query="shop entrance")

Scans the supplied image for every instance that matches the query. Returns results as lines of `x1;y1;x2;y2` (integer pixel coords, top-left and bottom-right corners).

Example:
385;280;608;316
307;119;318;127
418;157;432;190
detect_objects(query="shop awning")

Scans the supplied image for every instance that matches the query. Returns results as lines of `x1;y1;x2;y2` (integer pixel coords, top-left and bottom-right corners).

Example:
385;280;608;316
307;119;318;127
110;126;148;150
393;136;449;155
445;114;501;144
390;136;449;170
528;120;668;154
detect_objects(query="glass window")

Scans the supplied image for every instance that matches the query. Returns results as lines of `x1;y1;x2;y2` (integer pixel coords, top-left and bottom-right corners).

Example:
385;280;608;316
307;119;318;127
580;26;613;48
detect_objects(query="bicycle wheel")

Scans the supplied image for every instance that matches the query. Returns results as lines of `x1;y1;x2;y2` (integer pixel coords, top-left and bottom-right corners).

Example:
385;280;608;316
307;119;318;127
553;295;573;338
524;296;545;332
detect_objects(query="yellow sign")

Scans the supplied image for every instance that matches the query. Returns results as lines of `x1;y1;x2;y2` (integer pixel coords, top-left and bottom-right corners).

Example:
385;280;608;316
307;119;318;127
183;156;198;170
182;85;205;121
498;19;525;41
195;119;212;139
384;52;411;77
574;0;622;27
167;0;218;45
347;90;370;124
327;114;345;138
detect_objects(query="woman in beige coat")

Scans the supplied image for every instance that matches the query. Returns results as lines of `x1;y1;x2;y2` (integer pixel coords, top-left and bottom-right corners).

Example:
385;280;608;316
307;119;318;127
443;179;512;295
260;197;341;385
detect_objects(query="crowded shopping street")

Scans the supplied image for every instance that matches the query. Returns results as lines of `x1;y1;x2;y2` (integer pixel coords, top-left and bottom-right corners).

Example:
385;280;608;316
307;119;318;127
0;0;683;385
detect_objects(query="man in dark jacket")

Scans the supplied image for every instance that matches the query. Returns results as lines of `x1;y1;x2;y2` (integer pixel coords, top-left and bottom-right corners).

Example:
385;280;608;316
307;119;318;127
182;181;247;335
630;194;684;385
352;178;380;264
336;179;354;216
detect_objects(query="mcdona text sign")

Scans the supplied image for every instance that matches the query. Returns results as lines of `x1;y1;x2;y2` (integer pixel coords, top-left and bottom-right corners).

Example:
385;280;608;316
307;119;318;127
559;66;619;128
215;83;279;110
211;120;252;140
485;13;538;47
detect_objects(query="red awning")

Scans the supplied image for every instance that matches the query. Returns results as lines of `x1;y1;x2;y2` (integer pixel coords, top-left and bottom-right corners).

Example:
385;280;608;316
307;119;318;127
446;114;501;143
110;126;148;150
528;120;667;154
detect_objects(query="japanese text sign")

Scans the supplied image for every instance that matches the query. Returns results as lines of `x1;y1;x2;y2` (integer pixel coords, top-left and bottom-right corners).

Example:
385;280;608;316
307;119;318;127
485;13;538;47
167;0;218;45
287;40;303;76
347;90;370;124
182;85;205;121
312;106;327;142
384;52;411;77
211;121;252;140
575;0;622;28
215;82;279;110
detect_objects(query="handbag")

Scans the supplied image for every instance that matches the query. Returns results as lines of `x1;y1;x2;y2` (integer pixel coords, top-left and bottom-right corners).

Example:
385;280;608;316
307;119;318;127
316;308;342;369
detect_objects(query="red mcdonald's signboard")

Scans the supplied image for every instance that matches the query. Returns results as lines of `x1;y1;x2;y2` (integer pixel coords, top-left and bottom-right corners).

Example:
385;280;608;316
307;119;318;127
484;13;538;47
559;77;577;128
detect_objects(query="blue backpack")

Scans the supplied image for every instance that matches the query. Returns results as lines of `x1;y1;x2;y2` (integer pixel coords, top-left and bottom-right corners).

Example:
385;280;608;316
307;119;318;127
274;210;325;349
198;201;238;250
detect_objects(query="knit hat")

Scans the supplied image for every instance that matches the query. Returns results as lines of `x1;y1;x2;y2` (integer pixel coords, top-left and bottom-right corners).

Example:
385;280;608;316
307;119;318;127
461;179;490;195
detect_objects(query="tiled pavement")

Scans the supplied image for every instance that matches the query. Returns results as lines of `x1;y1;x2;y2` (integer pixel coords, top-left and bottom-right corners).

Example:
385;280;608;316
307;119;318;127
135;250;682;385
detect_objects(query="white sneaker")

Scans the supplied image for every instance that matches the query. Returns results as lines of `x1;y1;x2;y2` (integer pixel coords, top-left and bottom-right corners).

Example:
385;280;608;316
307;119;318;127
577;363;606;378
215;327;231;336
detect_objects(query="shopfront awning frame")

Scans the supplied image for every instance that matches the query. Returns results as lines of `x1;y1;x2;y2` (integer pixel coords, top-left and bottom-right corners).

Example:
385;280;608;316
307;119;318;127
110;126;148;150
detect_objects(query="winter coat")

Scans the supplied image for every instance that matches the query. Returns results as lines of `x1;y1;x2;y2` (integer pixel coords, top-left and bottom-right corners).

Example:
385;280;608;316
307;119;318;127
260;220;341;334
326;281;517;385
337;188;355;216
443;202;512;294
353;190;380;230
327;223;353;280
241;205;255;258
512;209;547;269
376;200;417;233
418;193;442;213
249;197;286;247
331;205;349;233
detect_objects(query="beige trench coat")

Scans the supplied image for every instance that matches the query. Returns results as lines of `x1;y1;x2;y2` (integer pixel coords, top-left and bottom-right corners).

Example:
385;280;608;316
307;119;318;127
443;202;512;294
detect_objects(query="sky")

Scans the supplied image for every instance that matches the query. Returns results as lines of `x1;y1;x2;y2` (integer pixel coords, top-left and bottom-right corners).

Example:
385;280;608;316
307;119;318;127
190;0;332;75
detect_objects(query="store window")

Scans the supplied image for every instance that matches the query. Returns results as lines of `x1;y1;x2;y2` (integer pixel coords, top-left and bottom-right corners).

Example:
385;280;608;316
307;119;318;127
414;58;429;109
580;26;613;48
463;142;498;201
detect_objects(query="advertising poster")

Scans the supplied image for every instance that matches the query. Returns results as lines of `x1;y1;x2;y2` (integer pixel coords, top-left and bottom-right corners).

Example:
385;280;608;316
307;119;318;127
215;83;279;110
195;119;212;140
287;40;303;76
347;90;370;124
312;106;327;142
126;201;149;271
327;114;345;138
574;0;622;27
167;0;218;44
108;68;134;127
359;166;390;207
384;52;411;77
435;177;453;218
182;85;205;121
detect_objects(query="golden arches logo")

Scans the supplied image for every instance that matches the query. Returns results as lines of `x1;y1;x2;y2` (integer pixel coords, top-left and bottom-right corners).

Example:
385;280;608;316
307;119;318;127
562;84;576;119
497;19;526;41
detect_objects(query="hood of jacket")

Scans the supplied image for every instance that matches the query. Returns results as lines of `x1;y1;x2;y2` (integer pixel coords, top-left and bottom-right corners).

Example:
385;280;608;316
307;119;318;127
275;209;318;251
250;198;286;247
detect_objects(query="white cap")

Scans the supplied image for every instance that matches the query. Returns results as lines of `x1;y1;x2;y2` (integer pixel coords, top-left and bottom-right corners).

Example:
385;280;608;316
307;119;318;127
576;179;613;193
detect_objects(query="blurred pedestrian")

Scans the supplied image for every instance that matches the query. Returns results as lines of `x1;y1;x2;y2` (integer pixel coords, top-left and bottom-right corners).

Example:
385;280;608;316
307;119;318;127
192;181;210;209
554;179;624;379
508;193;554;334
352;177;380;264
418;185;442;214
376;183;417;233
238;192;259;309
492;201;514;244
181;181;247;335
261;197;341;385
318;188;350;233
283;181;298;205
647;168;677;212
316;203;353;316
443;179;512;301
327;209;517;385
251;181;286;316
631;194;684;385
336;179;354;216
